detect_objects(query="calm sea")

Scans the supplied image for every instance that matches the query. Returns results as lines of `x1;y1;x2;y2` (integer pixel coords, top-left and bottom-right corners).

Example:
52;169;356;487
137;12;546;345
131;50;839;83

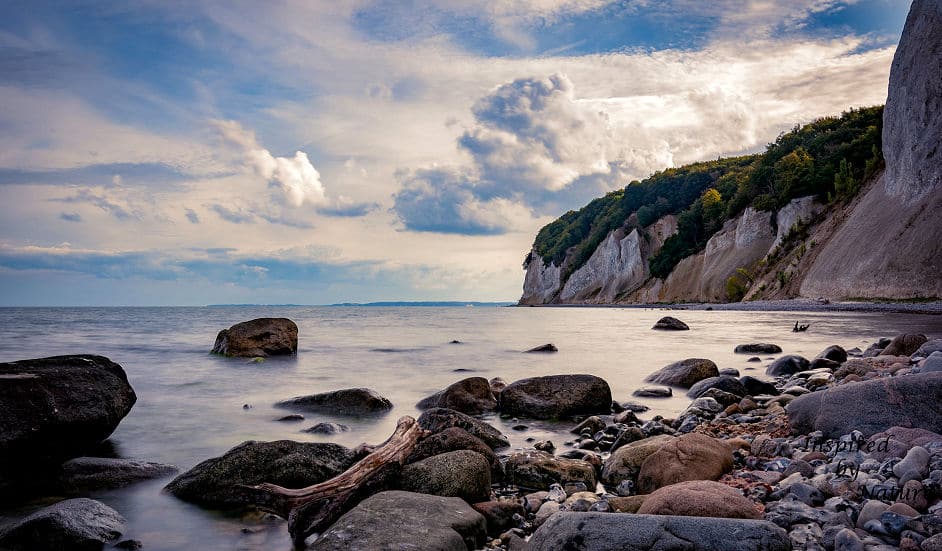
1;306;940;549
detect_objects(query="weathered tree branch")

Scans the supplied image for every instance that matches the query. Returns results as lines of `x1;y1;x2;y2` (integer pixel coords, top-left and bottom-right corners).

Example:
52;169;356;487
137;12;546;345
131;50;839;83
245;415;426;546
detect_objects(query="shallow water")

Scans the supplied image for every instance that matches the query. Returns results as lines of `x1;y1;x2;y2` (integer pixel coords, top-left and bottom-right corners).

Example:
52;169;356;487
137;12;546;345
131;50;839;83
0;306;940;549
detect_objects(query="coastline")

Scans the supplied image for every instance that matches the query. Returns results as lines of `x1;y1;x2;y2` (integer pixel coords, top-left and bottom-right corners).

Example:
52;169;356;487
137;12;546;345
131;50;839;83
515;299;942;316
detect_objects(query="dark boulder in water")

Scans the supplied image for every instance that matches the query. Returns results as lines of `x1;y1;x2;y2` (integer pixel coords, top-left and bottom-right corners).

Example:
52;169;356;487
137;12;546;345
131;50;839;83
416;377;498;415
499;374;612;420
165;440;355;510
739;376;780;397
406;427;498;472
275;388;393;416
302;423;349;435
211;317;298;357
0;355;136;486
816;345;848;363
645;358;718;388
0;498;126;551
652;316;689;330
632;386;672;398
686;376;746;399
734;343;782;354
399;450;491;503
880;334;928;357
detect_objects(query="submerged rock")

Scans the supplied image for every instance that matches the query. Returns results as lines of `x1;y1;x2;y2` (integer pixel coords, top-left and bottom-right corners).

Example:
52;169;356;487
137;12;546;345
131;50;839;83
652;316;689;330
527;512;790;551
58;457;178;493
302;423;349;435
275;388;393;416
499;374;612;419
310;491;486;551
632;386;672;398
0;498;125;551
211;317;298;357
0;355;137;482
735;343;783;354
165;440;355;509
417;408;509;449
525;343;558;353
416;377;497;415
645;358;719;388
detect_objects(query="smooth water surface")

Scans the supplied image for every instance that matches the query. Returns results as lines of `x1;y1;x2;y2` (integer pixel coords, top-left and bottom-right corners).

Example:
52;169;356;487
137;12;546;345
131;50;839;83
0;306;940;549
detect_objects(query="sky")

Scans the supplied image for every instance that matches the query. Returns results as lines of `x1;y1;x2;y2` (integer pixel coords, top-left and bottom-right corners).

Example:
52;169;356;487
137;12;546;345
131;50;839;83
0;0;912;306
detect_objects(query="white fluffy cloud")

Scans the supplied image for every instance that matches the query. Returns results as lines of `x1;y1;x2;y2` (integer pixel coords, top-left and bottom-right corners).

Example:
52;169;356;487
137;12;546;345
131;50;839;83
213;119;327;209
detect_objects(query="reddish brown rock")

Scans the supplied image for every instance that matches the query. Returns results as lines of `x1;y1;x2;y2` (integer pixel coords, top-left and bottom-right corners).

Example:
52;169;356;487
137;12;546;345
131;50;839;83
637;433;733;493
637;480;760;519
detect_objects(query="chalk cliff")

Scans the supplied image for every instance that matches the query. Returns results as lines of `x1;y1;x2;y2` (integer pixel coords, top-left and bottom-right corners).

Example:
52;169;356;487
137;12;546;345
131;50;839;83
520;0;940;304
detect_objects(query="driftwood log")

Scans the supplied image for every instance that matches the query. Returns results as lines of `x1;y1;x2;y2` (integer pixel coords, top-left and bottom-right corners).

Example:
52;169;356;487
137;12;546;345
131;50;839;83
246;415;426;546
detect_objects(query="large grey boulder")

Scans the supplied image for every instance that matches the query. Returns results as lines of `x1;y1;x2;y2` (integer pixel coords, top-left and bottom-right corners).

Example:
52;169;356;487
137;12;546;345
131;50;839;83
526;512;791;551
499;374;612;419
275;388;393;416
211;317;298;357
407;427;498;471
735;343;782;354
165;440;355;509
766;355;810;377
58;457;178;493
0;355;136;479
645;358;719;388
418;408;509;449
400;450;491;503
310;491;487;550
417;377;497;414
787;372;942;438
686;375;747;399
913;339;942;358
0;498;125;551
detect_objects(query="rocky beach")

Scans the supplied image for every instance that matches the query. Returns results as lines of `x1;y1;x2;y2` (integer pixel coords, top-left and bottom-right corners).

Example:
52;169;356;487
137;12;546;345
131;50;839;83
1;312;942;550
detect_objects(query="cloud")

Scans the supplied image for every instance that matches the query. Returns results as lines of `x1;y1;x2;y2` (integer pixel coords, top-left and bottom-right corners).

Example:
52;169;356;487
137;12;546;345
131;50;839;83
214;119;327;209
208;203;256;224
54;187;139;220
59;212;82;222
184;208;200;223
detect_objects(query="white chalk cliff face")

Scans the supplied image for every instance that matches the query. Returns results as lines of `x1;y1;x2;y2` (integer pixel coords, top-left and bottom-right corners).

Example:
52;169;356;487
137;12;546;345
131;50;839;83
801;0;942;299
520;250;561;305
773;196;823;251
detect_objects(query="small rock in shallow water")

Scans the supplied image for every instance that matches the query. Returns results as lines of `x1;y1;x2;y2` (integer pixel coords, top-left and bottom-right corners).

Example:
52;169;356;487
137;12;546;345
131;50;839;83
275;414;304;422
652;316;689;330
525;343;557;353
735;343;783;354
302;423;349;435
632;386;672;398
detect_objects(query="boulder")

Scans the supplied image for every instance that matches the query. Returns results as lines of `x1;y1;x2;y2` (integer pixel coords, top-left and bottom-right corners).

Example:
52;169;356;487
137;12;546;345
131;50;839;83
504;450;596;490
636;480;760;519
416;377;497;415
57;457;178;493
275;388;393;416
302;423;349;435
652;316;689;330
527;512;791;551
400;450;491;503
786;371;942;438
816;345;848;363
417;408;509;449
637;433;733;493
686;376;746;398
0;498;125;551
601;435;675;487
834;355;910;379
211;317;298;357
880;334;928;357
0;355;137;478
644;358;719;388
913;338;942;358
739;376;780;396
735;343;782;354
407;428;498;470
867;426;942;461
310;491;486;551
499;374;612;419
766;355;810;376
922;351;942;373
165;440;355;509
